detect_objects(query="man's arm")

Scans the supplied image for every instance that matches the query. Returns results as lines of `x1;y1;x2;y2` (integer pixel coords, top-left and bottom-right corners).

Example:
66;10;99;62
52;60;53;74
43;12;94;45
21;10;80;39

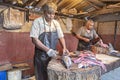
31;37;49;52
32;37;58;57
59;37;69;53
59;37;66;49
76;34;90;42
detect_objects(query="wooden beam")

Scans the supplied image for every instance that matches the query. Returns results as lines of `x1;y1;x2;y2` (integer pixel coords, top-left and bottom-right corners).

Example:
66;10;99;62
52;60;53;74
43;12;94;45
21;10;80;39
22;0;35;7
63;0;83;9
86;0;101;10
57;0;62;4
0;61;12;71
31;0;40;7
56;12;84;19
58;0;72;10
52;0;59;4
36;0;48;8
86;0;105;7
0;2;28;11
100;0;120;4
100;0;120;2
88;8;120;18
107;3;120;8
75;1;88;11
92;13;120;21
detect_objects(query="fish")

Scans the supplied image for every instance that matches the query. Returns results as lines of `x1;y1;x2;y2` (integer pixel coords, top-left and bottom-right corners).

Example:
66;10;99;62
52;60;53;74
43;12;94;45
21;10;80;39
62;52;72;69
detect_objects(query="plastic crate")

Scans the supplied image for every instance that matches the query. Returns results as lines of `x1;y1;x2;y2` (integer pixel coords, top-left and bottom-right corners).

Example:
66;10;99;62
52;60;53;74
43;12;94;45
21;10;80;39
0;70;7;80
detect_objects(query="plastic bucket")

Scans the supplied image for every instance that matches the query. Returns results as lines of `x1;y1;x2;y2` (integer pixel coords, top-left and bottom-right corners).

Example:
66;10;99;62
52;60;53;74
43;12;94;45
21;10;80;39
0;70;7;80
7;69;22;80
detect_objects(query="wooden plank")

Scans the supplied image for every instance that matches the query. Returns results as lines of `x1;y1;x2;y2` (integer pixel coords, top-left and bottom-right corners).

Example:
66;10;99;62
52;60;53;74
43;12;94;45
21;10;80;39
22;0;35;7
0;63;12;71
0;3;28;11
76;1;89;11
13;63;30;71
86;0;101;10
36;0;48;8
63;0;83;9
92;13;120;21
86;0;105;7
100;0;120;2
107;3;120;8
88;8;120;17
58;0;72;10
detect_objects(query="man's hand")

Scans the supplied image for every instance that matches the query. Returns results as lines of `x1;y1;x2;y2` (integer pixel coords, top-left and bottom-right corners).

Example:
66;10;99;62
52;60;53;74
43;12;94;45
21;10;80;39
76;34;90;43
63;48;70;55
83;38;90;42
99;39;108;48
47;49;58;57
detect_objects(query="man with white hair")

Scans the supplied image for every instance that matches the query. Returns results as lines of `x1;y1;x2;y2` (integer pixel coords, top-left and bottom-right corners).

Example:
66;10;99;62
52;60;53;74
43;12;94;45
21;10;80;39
76;19;108;51
30;2;69;80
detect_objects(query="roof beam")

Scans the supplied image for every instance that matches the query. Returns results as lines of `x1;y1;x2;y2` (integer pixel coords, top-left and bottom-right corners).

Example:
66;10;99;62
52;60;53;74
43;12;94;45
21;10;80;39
100;0;120;2
100;0;120;4
56;12;84;19
86;0;101;10
0;2;27;11
64;0;83;9
88;8;120;18
107;3;120;8
22;0;37;7
86;0;105;7
36;0;48;8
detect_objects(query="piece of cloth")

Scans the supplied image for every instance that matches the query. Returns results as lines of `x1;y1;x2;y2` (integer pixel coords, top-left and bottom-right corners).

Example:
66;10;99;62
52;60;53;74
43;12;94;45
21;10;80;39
30;17;59;80
72;50;107;72
76;27;98;51
30;17;64;39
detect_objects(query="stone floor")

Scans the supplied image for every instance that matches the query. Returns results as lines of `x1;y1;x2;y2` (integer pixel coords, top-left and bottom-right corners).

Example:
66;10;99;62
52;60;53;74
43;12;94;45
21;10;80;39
101;67;120;80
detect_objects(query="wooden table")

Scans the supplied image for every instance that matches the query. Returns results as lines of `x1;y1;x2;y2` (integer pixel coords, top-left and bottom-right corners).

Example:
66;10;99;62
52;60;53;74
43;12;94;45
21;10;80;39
47;59;101;80
47;53;120;80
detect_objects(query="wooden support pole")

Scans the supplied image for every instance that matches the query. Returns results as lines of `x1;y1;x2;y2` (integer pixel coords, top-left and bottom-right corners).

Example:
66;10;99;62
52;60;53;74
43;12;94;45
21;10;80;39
113;20;118;49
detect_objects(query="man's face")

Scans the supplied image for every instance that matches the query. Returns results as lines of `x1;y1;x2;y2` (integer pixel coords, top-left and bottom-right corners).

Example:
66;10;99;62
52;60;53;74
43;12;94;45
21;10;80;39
86;22;94;30
44;11;55;21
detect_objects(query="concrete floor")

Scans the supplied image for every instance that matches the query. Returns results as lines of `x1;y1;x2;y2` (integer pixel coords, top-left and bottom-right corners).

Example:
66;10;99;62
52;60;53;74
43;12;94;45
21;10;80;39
22;76;35;80
101;67;120;80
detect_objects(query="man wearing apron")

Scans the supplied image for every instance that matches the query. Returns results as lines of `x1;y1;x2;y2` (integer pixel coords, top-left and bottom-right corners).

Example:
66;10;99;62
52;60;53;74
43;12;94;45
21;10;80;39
75;20;108;51
30;2;68;80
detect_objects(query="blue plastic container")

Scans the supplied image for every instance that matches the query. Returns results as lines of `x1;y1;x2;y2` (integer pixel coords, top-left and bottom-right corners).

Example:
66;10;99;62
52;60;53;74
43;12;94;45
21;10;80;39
0;70;7;80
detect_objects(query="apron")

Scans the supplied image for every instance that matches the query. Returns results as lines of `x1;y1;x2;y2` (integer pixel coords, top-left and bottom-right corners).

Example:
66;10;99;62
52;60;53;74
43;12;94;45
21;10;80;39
77;36;92;51
34;17;58;80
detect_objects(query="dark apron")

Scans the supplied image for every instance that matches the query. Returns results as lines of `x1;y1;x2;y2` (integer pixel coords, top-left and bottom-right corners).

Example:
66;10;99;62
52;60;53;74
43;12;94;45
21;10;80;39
77;36;92;51
34;18;58;80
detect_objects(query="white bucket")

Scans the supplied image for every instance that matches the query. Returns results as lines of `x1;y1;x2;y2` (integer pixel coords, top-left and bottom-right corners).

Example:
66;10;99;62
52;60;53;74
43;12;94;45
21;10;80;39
7;69;22;80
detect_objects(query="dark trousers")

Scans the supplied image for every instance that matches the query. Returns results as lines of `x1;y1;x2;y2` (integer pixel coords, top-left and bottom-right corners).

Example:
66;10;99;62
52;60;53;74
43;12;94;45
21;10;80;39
34;52;51;80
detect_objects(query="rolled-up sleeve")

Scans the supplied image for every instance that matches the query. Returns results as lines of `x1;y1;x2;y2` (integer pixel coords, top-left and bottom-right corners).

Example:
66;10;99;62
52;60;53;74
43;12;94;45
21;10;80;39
30;19;40;38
